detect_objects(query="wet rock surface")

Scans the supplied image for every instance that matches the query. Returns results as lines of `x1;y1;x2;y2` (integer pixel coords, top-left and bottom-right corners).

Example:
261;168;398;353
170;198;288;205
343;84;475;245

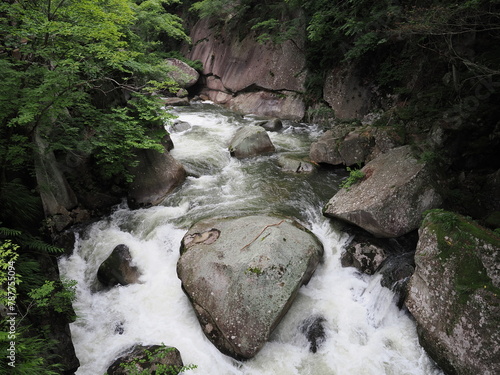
97;244;141;288
228;126;276;159
177;215;324;359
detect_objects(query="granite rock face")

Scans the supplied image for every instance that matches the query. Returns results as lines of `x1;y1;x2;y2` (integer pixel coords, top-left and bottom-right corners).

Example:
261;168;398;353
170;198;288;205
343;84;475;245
324;146;442;238
177;215;323;359
186;17;306;120
405;210;500;375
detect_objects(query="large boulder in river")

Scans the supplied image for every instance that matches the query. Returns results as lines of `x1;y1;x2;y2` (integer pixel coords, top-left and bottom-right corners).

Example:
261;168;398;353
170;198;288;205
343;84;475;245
405;210;500;375
228;126;276;159
97;244;141;288
323;146;442;237
177;215;324;360
127;136;186;208
106;345;184;374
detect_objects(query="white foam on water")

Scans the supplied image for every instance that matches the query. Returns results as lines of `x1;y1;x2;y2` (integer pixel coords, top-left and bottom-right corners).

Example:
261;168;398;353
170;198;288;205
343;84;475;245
59;104;443;375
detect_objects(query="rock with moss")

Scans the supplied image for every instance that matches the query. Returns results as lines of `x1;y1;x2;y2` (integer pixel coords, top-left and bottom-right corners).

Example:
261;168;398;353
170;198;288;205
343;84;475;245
176;215;323;360
165;58;200;89
405;209;500;375
323;146;442;237
106;345;185;375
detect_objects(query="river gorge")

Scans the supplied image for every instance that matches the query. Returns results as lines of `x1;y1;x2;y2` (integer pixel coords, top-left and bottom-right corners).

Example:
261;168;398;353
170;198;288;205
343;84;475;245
59;102;443;375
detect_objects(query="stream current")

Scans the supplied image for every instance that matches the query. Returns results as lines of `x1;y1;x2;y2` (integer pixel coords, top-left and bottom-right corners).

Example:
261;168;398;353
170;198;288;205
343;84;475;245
59;102;443;375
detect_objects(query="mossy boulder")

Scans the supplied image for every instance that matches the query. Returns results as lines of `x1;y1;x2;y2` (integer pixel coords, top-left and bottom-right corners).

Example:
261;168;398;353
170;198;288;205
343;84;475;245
106;345;184;374
405;210;500;375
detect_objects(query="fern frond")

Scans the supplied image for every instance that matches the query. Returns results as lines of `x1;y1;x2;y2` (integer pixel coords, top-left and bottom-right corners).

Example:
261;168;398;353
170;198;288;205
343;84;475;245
0;226;22;237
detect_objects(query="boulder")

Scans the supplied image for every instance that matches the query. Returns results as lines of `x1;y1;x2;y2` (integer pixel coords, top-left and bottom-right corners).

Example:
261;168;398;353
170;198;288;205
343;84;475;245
256;118;283;132
106;345;184;375
170;120;191;132
309;130;344;165
277;154;316;174
97;244;141;288
340;240;387;275
323;65;373;120
405;210;500;375
228;126;276;159
323;146;442;237
163;97;190;106
229;92;306;121
309;126;403;167
127;136;186;207
177;215;324;360
165;58;200;89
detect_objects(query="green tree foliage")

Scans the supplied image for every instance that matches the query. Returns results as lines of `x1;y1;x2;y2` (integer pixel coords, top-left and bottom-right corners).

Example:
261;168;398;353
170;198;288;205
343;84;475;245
0;0;189;186
0;1;191;372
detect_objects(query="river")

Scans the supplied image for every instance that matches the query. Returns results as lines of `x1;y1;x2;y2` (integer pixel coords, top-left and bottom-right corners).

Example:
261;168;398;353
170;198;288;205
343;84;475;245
58;102;443;375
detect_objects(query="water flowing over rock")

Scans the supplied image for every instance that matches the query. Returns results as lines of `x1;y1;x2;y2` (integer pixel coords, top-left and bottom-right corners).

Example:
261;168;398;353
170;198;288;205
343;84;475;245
127;136;186;207
228;126;276;159
176;215;324;360
97;244;141;288
405;210;500;375
323;146;442;237
299;315;327;354
106;345;184;374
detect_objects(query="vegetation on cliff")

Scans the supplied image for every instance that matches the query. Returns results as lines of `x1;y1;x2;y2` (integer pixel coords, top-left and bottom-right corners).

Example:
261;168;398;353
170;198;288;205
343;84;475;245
1;0;190;373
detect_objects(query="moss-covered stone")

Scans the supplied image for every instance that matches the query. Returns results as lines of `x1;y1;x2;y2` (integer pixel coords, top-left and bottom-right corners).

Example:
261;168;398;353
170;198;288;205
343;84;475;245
406;209;500;375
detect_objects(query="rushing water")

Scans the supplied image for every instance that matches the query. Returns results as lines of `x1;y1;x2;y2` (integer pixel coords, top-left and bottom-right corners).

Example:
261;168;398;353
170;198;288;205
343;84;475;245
58;102;443;375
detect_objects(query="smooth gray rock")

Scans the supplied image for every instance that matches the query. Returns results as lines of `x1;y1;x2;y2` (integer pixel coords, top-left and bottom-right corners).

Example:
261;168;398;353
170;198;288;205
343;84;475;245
324;146;442;237
277;154;316;173
405;210;500;375
177;215;323;359
228;126;276;159
127;136;186;207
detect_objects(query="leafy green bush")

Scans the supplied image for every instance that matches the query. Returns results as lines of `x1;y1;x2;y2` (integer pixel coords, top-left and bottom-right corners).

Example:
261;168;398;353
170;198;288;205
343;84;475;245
340;166;365;191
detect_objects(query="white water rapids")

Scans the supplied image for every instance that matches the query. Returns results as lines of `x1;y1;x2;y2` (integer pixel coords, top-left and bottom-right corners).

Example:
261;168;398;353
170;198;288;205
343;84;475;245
58;102;443;375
